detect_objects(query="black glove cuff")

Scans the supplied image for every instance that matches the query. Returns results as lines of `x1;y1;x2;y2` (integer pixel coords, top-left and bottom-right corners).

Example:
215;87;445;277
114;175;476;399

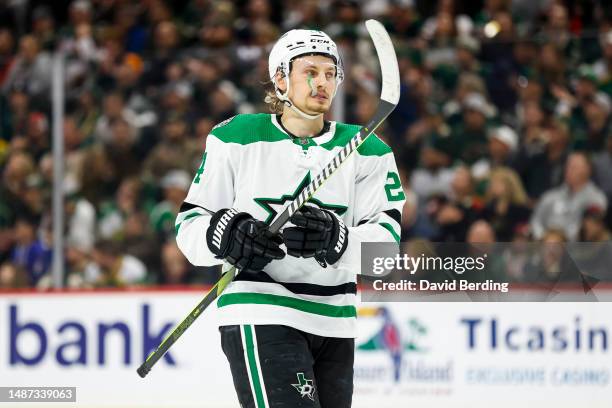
325;215;349;265
206;208;252;258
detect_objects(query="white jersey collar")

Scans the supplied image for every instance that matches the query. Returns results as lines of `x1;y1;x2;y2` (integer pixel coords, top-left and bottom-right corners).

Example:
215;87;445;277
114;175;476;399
270;114;337;146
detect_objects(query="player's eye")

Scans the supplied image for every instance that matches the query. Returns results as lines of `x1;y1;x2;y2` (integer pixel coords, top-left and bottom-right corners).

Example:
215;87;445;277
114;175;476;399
325;72;334;80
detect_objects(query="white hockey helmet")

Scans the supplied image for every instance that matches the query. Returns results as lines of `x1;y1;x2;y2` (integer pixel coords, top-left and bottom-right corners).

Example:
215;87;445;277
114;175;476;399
268;29;344;119
268;29;344;83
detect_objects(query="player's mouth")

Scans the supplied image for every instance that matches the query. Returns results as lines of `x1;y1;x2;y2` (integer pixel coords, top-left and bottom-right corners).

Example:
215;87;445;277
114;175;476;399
312;94;328;102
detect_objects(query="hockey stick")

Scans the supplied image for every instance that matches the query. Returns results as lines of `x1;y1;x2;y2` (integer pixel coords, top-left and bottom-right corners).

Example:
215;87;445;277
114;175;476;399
137;19;400;378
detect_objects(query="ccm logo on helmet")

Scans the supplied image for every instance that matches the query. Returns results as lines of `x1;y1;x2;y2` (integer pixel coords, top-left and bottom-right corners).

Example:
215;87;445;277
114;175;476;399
310;39;330;44
212;209;239;250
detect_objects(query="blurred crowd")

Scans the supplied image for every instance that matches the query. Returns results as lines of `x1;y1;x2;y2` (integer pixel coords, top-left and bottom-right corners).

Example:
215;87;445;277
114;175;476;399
1;0;612;289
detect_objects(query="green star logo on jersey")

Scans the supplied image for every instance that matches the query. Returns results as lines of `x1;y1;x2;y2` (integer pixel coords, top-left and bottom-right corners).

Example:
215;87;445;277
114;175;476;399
254;172;348;224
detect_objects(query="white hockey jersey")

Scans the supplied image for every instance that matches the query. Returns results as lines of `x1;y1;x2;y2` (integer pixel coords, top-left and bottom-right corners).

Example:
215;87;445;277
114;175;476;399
175;113;404;338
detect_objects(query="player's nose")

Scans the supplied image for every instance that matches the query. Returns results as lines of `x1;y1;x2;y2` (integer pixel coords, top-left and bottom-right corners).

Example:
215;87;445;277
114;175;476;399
314;74;331;93
314;71;330;85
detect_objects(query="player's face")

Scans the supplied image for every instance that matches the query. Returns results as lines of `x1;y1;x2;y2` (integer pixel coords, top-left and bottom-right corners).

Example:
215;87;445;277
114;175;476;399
287;55;337;115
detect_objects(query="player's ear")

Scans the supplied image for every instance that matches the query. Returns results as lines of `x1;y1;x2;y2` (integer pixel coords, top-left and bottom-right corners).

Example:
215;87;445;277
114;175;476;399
274;71;287;94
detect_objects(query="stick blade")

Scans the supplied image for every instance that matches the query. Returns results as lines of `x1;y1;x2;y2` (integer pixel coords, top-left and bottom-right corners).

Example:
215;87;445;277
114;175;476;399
365;19;400;106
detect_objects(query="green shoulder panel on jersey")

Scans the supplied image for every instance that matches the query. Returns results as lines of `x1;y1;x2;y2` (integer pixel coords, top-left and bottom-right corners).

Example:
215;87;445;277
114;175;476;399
324;122;393;157
210;114;290;145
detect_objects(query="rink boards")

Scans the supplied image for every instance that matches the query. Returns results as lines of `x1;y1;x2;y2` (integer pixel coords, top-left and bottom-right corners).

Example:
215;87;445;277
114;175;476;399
1;288;611;407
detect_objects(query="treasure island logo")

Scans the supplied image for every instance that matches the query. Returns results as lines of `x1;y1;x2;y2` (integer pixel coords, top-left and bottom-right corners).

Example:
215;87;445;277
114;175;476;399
356;307;452;385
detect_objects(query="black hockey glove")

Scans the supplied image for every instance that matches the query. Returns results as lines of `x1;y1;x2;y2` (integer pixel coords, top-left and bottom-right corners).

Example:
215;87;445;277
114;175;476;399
206;209;285;273
282;205;349;267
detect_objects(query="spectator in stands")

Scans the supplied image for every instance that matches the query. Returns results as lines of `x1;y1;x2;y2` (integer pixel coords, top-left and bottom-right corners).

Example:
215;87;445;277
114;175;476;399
516;99;546;156
472;125;518;180
64;181;96;253
71;89;100;142
592;131;612;201
580;205;611;242
554;66;610;149
441;73;488;129
0;223;13;265
63;116;87;191
421;0;473;45
94;92;139;144
456;36;483;77
142;20;180;90
60;19;97;77
86;239;147;287
393;66;435;157
21;173;45;219
67;0;94;31
150;169;191;240
0;28;15;91
449;93;494;164
480;10;518;113
465;219;508;283
0;261;28;288
594;31;612;94
483;167;531;241
531;152;607;240
31;6;56;51
574;205;612;281
64;237;95;289
501;223;532;282
433;166;484;242
466;219;496;243
159;241;195;285
4;87;30;141
79;139;119;207
538;2;582;65
575;92;612;152
123;211;161;276
82;116;141;206
410;134;455;203
487;126;518;167
145;0;173;26
1;35;51;105
143;115;201;183
21;112;49;162
0;151;35;225
518;120;570;199
10;215;51;287
538;43;567;88
98;177;142;240
523;228;579;283
422;10;459;70
510;39;539;104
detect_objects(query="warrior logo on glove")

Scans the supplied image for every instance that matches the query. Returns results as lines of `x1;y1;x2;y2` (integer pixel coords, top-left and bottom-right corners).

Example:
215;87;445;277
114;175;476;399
206;209;285;274
283;204;349;267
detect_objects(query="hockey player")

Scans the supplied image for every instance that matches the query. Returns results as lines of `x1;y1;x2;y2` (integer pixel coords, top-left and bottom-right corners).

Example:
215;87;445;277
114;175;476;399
175;29;404;408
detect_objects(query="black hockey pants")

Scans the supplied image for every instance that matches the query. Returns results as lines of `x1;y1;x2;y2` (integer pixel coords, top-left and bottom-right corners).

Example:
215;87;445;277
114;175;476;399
219;324;354;408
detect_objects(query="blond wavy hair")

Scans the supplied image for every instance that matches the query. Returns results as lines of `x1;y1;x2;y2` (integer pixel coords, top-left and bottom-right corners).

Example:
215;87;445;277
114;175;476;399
264;87;285;114
485;167;529;206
